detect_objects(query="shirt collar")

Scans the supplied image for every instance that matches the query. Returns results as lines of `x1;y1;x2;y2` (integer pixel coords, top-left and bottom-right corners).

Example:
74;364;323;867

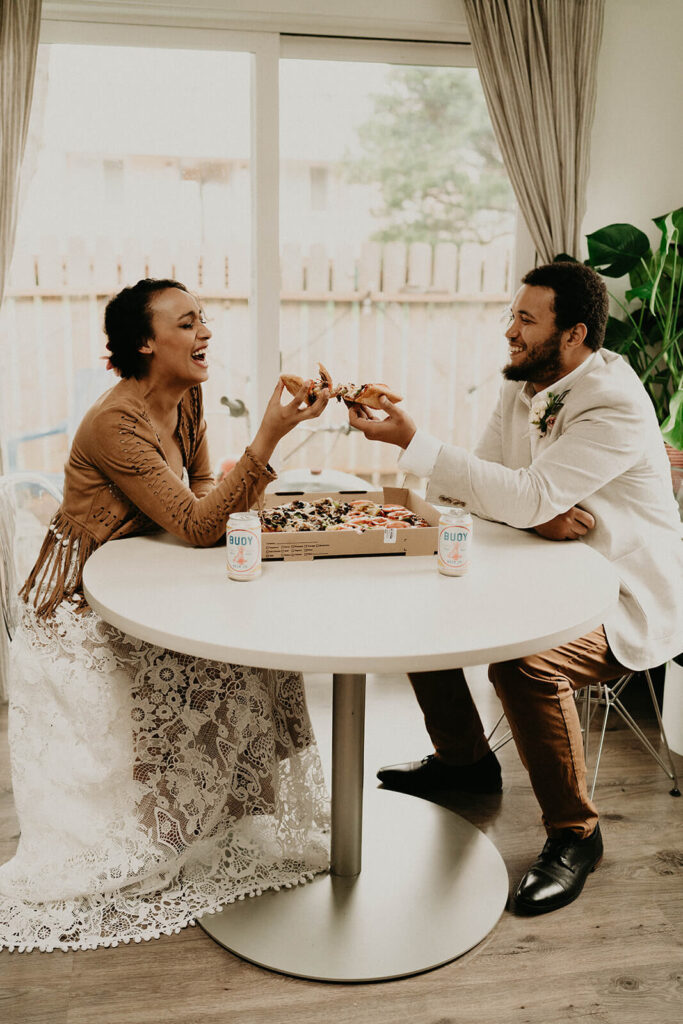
520;351;598;408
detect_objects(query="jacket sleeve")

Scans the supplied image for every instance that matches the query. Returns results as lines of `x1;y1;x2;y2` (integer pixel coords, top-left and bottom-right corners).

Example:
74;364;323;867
89;407;275;546
426;392;646;528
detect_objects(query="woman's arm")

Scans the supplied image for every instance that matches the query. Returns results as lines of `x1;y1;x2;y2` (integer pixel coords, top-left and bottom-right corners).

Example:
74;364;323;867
90;378;328;545
90;407;274;546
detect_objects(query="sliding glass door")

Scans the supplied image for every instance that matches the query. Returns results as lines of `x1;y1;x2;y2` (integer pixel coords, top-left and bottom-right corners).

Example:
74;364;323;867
1;39;256;482
1;27;516;488
278;47;516;485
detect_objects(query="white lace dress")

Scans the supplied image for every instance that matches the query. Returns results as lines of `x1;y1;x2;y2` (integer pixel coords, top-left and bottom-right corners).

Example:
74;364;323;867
0;602;330;953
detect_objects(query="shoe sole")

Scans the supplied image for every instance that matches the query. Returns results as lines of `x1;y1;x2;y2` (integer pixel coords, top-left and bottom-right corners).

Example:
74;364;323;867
377;777;503;796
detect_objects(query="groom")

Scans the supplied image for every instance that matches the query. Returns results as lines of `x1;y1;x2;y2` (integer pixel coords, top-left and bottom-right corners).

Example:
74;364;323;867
348;261;683;915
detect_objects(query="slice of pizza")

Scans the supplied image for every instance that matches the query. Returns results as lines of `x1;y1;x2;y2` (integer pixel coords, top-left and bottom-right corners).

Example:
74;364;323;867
281;362;402;410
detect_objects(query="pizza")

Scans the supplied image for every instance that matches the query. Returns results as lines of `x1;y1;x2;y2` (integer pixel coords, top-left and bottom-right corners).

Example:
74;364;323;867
281;362;402;410
258;497;430;533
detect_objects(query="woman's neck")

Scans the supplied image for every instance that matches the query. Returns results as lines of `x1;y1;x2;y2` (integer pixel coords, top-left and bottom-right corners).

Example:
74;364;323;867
137;375;188;428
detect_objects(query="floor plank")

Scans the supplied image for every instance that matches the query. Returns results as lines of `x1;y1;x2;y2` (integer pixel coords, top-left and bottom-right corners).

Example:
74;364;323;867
1;669;681;1024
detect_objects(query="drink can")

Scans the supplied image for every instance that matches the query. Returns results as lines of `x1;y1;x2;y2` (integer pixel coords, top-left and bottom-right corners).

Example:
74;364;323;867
437;510;472;576
226;512;262;581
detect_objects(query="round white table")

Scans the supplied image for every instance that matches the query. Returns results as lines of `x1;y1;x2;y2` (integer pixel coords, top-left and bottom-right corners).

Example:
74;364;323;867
83;517;618;982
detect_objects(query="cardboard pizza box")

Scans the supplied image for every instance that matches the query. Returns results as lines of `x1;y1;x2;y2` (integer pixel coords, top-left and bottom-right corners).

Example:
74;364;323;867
259;487;439;561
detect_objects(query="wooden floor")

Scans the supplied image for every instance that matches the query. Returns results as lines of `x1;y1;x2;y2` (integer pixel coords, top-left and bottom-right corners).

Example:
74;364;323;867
1;668;681;1024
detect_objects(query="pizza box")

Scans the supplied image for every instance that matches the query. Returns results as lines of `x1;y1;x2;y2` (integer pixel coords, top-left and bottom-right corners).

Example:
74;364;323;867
259;487;439;561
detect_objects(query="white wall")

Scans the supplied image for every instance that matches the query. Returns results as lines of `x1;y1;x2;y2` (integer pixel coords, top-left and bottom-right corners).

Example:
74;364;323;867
583;0;683;249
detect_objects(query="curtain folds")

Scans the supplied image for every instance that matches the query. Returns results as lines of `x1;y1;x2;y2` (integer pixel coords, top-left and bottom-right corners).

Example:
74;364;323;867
463;0;604;264
0;0;42;310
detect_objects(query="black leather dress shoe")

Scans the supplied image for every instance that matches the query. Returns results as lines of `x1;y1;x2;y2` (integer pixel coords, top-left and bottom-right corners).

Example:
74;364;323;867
376;751;502;795
512;824;603;915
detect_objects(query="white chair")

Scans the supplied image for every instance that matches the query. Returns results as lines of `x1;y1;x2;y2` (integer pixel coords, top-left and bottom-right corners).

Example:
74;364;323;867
578;670;681;799
0;472;63;703
487;669;681;798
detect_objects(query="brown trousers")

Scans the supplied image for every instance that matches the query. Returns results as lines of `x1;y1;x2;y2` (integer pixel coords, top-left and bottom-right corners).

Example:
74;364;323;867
408;627;626;838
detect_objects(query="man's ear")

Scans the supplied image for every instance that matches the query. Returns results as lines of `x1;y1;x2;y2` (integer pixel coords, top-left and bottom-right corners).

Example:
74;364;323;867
566;322;588;348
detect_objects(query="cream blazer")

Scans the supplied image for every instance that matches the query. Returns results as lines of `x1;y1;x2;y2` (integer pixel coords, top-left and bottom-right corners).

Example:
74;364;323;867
401;349;683;671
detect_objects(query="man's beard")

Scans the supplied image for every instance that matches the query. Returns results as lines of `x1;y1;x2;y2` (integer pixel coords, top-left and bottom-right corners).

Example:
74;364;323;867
502;329;564;383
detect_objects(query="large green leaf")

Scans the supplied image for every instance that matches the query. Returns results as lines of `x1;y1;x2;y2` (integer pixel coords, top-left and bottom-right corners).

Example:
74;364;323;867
603;314;637;352
653;205;683;238
663;249;683;281
661;389;683;450
628;258;652;292
586;223;651;277
625;283;653;304
586;209;683;427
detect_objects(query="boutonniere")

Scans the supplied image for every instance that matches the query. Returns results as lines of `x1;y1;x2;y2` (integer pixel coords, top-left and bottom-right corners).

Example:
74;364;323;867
530;389;570;437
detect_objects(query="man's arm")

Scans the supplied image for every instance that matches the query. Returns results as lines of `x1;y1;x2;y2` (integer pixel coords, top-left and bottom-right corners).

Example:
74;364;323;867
349;393;642;530
428;403;641;528
469;391;593;537
347;391;504;464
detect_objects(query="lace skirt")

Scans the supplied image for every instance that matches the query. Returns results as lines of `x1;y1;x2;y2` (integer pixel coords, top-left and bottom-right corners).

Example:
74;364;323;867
0;604;329;952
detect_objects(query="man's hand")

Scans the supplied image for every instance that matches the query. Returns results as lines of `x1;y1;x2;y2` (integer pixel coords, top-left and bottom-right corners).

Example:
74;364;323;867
347;395;417;450
534;506;595;541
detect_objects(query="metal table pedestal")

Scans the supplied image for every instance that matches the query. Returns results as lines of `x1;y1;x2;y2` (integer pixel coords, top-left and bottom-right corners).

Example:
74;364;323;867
198;674;508;982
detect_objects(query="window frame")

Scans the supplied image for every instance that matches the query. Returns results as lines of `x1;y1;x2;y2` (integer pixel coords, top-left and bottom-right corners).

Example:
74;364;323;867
36;18;519;425
39;19;281;423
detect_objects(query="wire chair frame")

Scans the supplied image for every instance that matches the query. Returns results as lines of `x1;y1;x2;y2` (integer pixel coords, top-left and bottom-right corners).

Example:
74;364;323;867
486;669;681;799
578;670;681;800
487;713;513;754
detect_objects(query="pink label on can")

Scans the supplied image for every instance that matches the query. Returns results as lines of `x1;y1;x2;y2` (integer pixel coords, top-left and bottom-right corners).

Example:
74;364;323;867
438;524;471;568
227;528;261;574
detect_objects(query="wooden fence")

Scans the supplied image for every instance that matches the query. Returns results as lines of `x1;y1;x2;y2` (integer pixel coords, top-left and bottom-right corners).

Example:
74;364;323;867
0;238;513;484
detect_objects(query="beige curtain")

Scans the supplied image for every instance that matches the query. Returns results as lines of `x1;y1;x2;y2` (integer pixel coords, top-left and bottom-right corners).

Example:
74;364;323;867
0;0;41;696
0;0;42;310
463;0;604;264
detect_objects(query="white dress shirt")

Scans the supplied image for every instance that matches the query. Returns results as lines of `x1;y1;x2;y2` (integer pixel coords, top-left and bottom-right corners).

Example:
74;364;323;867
400;349;682;670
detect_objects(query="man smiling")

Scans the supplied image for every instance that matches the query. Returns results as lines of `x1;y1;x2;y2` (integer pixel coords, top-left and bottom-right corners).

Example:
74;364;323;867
349;262;683;915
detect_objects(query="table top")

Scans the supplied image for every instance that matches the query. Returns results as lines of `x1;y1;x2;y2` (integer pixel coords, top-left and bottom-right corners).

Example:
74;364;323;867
82;517;619;673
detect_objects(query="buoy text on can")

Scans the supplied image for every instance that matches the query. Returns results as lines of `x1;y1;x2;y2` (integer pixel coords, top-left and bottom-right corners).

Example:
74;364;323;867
226;512;262;580
437;509;472;576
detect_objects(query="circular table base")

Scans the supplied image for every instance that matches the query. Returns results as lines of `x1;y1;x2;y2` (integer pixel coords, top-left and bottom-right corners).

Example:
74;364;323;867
198;789;509;982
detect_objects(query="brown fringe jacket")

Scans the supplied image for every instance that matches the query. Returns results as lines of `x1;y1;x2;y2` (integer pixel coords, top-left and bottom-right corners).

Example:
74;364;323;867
21;376;276;619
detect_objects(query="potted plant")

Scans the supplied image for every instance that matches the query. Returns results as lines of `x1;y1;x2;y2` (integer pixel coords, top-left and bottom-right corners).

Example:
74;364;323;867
557;207;683;468
563;212;683;713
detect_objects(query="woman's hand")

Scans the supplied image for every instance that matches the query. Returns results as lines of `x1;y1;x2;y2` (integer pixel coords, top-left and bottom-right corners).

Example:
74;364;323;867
347;395;417;450
534;506;595;541
249;378;329;466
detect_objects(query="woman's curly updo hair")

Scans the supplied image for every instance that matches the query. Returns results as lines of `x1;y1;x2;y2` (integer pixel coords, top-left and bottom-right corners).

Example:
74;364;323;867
104;278;189;378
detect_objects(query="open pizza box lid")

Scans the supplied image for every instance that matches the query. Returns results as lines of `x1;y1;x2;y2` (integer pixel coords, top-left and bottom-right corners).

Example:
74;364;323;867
259;487;439;561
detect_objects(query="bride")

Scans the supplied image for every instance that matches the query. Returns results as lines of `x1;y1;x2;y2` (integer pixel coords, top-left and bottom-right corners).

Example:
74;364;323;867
0;278;331;952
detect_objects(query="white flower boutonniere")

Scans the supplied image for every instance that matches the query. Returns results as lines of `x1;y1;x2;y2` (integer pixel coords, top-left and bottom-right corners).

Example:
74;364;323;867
530;389;570;437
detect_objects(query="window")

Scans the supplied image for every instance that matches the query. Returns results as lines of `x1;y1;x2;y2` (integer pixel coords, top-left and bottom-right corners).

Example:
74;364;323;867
279;55;516;484
1;29;516;489
1;42;253;482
